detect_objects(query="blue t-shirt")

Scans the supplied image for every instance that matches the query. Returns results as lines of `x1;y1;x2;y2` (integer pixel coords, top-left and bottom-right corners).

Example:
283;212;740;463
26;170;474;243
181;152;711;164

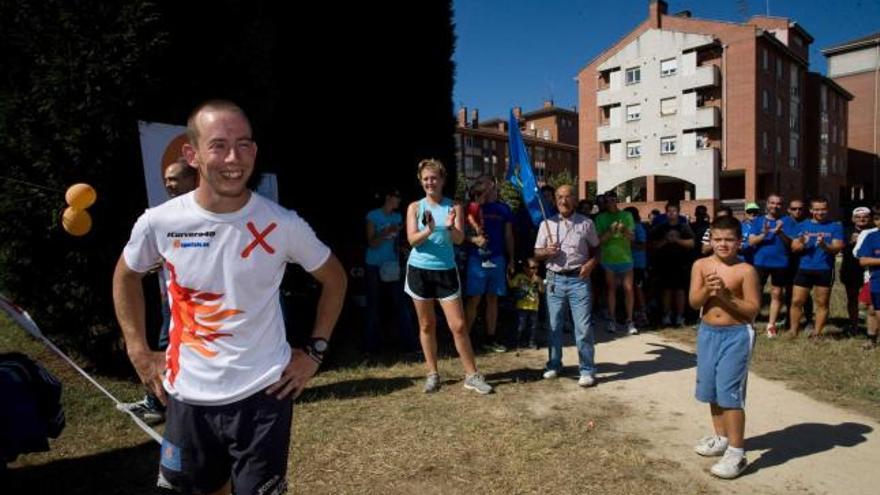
750;215;798;269
857;230;880;292
797;220;844;271
408;198;456;270
632;222;647;269
365;208;402;266
468;201;512;260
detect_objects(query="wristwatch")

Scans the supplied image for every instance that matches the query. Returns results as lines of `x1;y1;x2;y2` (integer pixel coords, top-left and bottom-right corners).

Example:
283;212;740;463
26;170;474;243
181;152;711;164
305;337;329;364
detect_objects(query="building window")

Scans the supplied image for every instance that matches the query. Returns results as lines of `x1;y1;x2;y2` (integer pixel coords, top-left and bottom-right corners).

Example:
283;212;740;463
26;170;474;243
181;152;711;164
763;132;768;152
790;136;798;168
626;104;641;121
777;97;783;118
776;136;782;154
660;58;677;77
661;136;677;154
763;49;768;71
790;65;799;96
762;90;769;111
776;58;783;79
529;122;536;131
696;132;710;149
542;129;551;140
832;154;838;174
660;97;677;116
625;66;641;85
626;141;641;158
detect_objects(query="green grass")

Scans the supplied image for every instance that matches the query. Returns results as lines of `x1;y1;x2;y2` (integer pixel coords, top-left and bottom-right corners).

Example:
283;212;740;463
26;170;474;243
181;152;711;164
659;273;880;421
1;312;159;494
2;314;716;494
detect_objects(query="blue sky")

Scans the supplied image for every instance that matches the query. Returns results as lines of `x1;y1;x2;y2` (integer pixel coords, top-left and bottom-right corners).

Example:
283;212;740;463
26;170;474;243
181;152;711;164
453;0;880;120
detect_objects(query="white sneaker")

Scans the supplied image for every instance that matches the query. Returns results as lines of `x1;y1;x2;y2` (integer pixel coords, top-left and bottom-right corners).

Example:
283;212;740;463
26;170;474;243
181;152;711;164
542;369;559;379
694;435;728;457
577;375;596;387
626;321;639;335
710;450;747;479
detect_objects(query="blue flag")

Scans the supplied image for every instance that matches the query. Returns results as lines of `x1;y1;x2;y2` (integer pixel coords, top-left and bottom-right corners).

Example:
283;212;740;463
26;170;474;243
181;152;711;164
506;110;546;226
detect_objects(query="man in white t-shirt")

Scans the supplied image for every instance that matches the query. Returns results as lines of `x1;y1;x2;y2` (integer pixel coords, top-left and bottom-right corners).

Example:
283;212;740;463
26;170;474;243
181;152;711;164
113;100;346;495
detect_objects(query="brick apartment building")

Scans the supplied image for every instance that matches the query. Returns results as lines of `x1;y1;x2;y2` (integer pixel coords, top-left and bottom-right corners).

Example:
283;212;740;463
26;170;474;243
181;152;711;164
454;101;579;185
804;73;852;211
579;0;850;218
824;33;880;203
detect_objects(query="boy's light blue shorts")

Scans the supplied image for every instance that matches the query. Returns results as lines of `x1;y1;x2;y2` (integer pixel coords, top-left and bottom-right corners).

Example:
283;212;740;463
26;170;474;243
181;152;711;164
695;322;755;409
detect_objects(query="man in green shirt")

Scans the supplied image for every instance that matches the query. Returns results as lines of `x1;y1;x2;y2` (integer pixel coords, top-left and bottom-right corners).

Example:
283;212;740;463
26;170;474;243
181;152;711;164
595;191;637;335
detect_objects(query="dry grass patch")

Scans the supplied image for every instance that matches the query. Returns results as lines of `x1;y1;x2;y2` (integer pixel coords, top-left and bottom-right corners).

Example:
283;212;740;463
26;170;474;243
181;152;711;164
291;350;716;494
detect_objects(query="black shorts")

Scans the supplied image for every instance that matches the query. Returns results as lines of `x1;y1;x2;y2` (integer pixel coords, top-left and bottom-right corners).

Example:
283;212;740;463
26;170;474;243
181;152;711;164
404;265;461;301
757;267;791;288
793;269;834;289
159;391;292;495
654;263;690;290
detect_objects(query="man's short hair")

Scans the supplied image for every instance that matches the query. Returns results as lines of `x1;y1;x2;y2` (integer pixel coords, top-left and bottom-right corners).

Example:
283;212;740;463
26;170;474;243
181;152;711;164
469;181;488;201
665;200;680;211
809;195;829;207
186;99;251;147
167;157;196;178
710;215;742;238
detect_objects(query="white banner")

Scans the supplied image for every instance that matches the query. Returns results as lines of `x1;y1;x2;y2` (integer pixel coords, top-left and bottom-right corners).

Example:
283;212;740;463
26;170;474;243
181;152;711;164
137;120;189;207
137;120;278;206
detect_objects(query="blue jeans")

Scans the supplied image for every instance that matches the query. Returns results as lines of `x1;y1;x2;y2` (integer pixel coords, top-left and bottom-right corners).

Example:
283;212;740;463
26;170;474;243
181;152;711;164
546;273;595;377
516;309;539;344
365;264;417;352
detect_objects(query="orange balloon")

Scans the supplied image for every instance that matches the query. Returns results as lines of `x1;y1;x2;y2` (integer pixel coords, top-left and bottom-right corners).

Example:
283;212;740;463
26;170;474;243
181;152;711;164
65;183;97;210
62;207;92;236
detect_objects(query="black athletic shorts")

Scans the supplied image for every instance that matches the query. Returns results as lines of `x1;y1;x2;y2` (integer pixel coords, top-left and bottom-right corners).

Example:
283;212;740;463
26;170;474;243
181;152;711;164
404;265;461;301
793;269;834;289
159;390;292;495
757;266;791;288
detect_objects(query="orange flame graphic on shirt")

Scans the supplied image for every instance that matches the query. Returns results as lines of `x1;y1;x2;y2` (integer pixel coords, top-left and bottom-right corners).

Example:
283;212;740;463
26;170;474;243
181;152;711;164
165;261;243;385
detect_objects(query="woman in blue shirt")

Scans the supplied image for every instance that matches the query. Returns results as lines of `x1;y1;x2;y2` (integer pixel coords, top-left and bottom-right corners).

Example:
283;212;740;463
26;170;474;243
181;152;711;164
405;159;492;395
364;187;416;353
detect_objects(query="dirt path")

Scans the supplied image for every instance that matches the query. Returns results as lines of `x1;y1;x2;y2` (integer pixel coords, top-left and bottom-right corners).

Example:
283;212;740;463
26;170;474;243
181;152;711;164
547;332;878;494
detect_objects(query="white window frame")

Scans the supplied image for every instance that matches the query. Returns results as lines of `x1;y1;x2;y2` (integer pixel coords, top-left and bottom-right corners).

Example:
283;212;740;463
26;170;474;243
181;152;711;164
625;66;641;85
626;141;641;158
660;97;677;116
660;58;678;77
660;136;677;155
626;103;641;121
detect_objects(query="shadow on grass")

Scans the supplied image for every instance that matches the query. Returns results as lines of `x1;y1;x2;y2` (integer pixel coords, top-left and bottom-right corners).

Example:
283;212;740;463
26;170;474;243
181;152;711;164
597;343;695;384
744;422;873;475
297;376;421;403
4;441;161;495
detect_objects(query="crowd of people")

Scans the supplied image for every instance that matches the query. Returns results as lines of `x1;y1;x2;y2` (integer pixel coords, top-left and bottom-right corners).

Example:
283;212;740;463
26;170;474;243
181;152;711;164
368;175;880;371
109;99;875;489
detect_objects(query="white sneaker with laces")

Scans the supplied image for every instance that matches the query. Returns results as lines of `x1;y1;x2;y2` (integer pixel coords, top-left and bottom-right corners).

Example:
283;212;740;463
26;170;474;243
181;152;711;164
626;321;639;335
542;369;559;379
577;375;596;387
694;435;728;457
710;450;747;479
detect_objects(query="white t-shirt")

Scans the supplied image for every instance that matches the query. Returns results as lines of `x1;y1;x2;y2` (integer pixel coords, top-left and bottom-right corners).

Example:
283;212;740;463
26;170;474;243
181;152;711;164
123;192;330;406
